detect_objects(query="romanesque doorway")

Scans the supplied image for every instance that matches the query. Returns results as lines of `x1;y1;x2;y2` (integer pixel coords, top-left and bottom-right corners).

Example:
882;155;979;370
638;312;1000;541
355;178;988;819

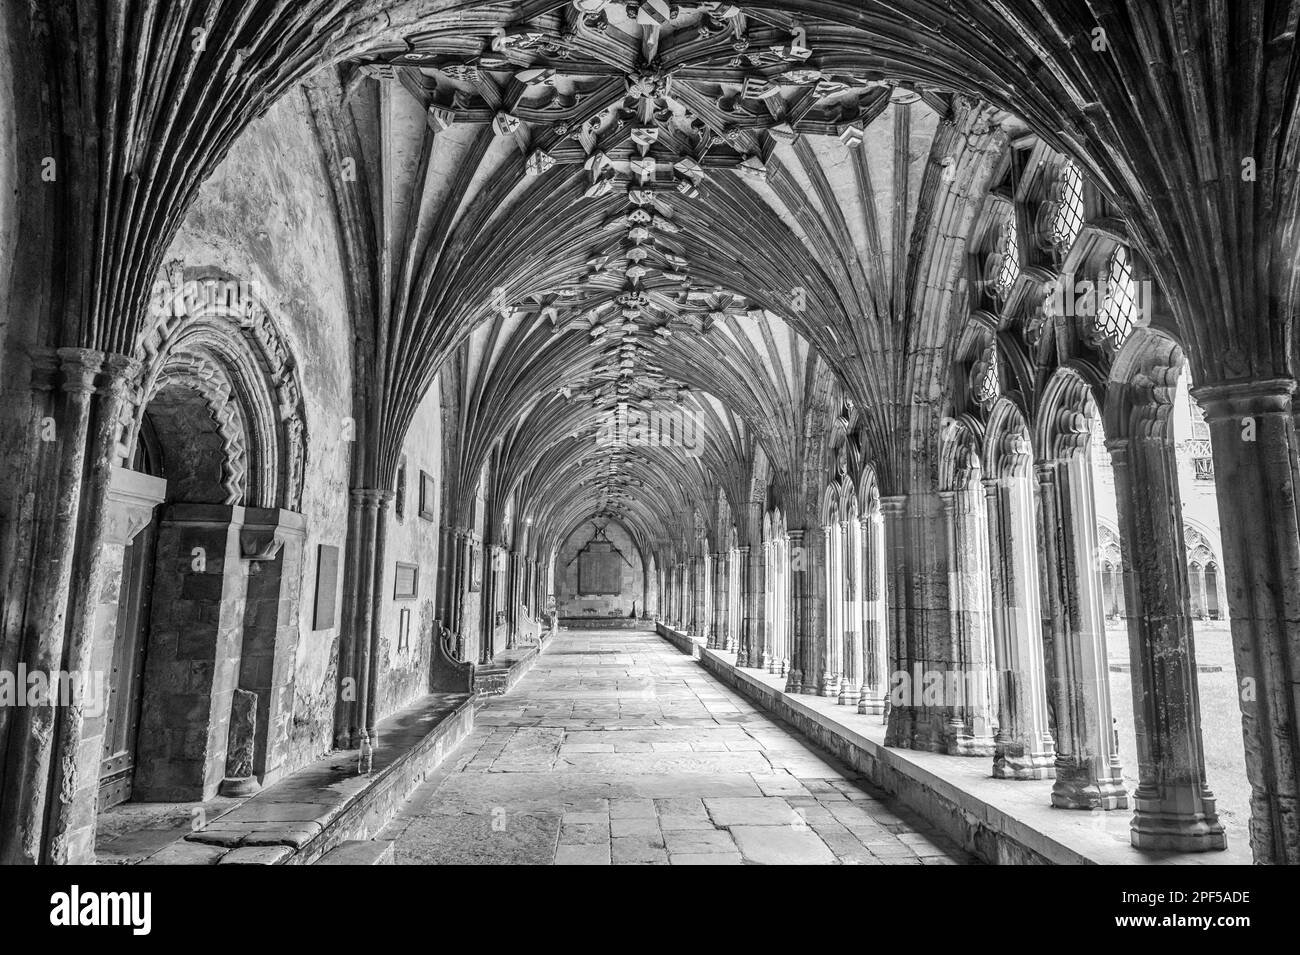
98;381;235;806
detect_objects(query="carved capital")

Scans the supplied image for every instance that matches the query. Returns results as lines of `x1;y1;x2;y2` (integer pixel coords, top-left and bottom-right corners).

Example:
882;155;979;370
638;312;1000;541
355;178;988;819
1191;377;1295;421
100;353;142;399
57;347;104;395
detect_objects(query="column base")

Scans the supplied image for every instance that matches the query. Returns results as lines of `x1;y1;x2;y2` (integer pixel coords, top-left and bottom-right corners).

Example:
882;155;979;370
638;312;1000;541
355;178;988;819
218;776;261;798
1131;813;1227;852
993;746;1057;780
946;731;996;758
858;691;886;716
1130;787;1226;851
784;668;802;694
819;672;839;697
1051;757;1131;810
884;707;948;752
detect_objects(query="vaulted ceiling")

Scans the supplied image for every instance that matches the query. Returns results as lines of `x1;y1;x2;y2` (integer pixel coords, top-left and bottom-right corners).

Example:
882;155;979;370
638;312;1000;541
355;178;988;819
300;1;1014;556
26;0;1298;561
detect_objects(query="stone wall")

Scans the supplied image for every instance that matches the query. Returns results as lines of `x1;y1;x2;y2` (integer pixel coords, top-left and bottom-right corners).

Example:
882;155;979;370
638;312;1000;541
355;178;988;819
376;381;443;721
163;89;352;775
556;521;645;618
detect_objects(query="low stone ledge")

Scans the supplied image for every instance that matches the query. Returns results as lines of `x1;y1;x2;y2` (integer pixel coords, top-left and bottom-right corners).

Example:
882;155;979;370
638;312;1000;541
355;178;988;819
560;616;644;629
656;627;1250;866
475;638;547;699
137;691;476;865
655;620;703;657
314;839;395;865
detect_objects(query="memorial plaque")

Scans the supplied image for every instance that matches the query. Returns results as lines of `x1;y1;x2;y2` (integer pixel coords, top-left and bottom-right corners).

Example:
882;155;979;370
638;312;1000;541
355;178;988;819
394;561;419;599
312;544;339;631
578;542;621;595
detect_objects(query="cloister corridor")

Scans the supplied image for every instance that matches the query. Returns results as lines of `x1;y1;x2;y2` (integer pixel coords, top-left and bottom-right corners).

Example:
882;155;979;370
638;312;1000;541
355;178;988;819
382;630;970;865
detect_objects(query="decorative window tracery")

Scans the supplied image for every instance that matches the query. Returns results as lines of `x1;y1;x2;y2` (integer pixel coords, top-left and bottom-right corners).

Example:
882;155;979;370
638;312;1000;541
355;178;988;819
1187;397;1214;480
1096;245;1137;345
1052;160;1084;252
976;347;999;403
995;214;1020;296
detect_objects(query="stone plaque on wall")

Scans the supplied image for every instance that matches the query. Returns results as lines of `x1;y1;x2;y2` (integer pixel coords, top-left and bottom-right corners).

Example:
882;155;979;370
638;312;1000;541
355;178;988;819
419;470;436;520
394;561;418;599
312;544;339;631
578;542;621;595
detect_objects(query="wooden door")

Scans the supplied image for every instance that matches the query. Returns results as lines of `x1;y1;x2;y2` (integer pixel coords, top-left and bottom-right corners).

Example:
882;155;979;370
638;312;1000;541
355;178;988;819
98;520;158;810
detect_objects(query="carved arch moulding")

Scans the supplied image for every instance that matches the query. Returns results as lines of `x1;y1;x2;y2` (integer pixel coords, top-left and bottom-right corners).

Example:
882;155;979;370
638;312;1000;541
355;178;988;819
109;260;309;511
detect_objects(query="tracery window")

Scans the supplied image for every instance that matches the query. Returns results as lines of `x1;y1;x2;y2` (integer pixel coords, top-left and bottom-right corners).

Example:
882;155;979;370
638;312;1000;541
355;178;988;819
1187;396;1214;480
1096;245;1137;344
976;346;1000;403
1052;159;1084;252
995;214;1020;296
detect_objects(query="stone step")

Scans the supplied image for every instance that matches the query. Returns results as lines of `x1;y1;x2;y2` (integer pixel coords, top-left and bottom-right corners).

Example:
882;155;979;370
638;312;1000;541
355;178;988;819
314;840;395;865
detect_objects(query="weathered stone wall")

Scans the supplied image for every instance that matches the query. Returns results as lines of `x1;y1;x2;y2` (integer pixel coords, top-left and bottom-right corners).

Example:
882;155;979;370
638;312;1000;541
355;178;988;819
376;380;443;721
164;88;354;775
556;521;645;618
0;7;15;374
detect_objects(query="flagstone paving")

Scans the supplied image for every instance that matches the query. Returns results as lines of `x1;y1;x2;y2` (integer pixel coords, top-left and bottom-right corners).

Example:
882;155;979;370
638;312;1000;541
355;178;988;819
382;629;976;865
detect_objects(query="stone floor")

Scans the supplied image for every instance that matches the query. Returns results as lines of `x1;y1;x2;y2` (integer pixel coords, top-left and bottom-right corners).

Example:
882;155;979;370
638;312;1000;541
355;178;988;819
382;628;975;865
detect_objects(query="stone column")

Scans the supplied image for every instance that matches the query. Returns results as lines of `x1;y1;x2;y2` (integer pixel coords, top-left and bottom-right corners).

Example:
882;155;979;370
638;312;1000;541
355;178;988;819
983;474;1055;779
801;525;828;695
859;514;887;716
686;557;701;635
640;557;651;620
882;493;952;752
508;551;525;645
879;497;907;732
47;355;147;864
338;489;382;748
666;562;673;621
784;529;806;693
939;488;996;756
719;553;734;651
670;563;680;628
1107;433;1224;851
360;490;392;748
708;553;725;649
1037;459;1128;809
737;545;758;665
820;526;841;698
841;520;862;706
1194;379;1300;863
0;349;107;865
760;542;774;670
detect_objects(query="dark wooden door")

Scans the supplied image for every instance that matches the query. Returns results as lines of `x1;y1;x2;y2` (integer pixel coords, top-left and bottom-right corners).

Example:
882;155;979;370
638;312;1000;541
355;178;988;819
98;519;158;810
